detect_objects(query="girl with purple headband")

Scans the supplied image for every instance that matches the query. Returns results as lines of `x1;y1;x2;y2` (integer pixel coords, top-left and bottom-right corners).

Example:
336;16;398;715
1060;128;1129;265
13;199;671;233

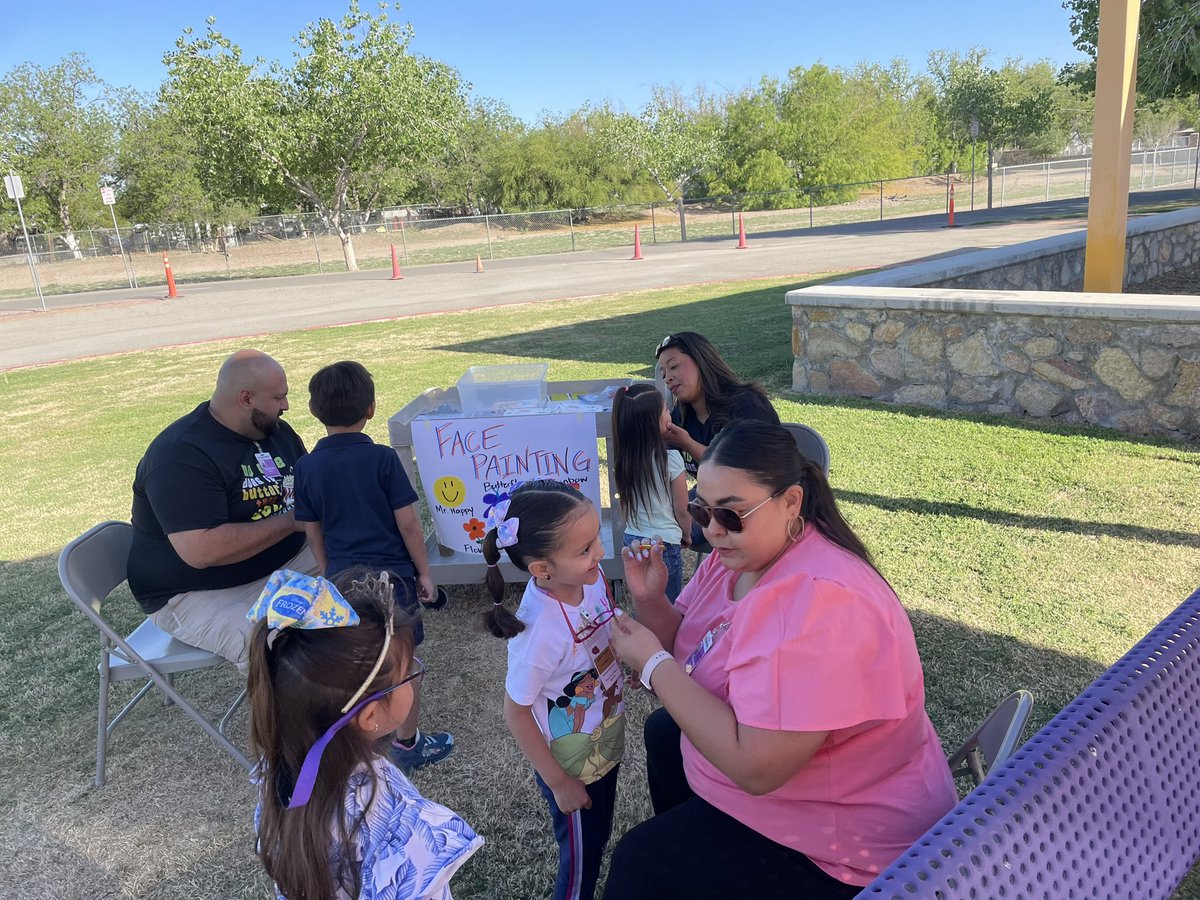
247;569;480;900
480;480;625;900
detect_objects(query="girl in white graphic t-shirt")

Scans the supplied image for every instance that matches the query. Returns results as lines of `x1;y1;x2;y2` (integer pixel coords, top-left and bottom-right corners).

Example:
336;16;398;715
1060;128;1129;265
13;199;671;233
481;480;625;900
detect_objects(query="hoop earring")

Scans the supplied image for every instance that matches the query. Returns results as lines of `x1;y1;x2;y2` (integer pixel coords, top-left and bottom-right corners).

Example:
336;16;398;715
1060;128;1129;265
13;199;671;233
787;515;806;543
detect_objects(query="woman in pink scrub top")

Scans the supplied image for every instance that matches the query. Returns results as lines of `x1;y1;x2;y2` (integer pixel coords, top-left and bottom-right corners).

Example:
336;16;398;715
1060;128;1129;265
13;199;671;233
602;420;956;900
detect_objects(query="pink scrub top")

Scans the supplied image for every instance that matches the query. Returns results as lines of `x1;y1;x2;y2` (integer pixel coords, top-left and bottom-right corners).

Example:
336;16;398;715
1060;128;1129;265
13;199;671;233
673;527;957;886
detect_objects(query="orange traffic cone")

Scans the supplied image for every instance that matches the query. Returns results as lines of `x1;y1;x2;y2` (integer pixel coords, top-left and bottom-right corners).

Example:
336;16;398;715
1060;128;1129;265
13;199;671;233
475;253;484;273
736;213;748;249
163;251;179;298
631;225;644;260
389;244;404;280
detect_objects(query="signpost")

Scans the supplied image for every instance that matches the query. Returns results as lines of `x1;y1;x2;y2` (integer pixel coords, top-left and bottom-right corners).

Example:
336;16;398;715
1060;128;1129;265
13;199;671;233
4;173;45;311
101;186;137;289
970;118;979;211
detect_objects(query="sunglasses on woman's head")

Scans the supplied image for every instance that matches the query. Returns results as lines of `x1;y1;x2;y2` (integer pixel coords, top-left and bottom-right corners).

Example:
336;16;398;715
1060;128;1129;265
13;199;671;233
656;335;677;356
687;487;791;533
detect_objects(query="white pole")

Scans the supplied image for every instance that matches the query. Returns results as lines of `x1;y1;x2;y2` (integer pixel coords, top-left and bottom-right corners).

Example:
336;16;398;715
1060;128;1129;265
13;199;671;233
108;204;137;289
10;179;45;311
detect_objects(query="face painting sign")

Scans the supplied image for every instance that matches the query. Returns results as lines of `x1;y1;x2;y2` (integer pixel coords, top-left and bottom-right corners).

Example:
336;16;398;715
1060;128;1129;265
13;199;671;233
411;412;602;555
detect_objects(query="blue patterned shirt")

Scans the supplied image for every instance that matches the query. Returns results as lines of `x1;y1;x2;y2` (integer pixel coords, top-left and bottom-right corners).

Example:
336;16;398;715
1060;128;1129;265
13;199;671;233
258;758;482;899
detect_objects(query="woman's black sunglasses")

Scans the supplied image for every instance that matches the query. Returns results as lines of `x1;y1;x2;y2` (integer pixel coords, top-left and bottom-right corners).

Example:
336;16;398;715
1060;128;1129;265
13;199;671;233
688;487;790;533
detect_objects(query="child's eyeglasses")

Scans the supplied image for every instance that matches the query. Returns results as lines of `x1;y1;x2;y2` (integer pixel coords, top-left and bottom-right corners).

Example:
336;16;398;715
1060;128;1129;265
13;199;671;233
287;657;426;809
570;606;616;643
556;579;617;644
688;487;791;533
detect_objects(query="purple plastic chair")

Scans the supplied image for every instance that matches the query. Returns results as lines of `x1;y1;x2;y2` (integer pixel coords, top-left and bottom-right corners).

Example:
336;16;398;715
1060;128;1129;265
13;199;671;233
859;585;1200;899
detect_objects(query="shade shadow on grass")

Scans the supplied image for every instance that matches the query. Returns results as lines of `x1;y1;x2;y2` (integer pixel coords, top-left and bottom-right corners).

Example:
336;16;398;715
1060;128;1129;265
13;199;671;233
437;279;810;388
839;490;1200;549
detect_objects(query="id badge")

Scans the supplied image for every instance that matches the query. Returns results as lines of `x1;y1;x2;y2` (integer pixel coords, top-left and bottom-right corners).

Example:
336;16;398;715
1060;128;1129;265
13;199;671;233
684;621;731;674
584;629;622;692
255;452;281;478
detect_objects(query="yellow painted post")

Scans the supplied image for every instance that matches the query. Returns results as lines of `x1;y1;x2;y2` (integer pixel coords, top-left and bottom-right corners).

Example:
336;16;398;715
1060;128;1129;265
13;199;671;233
1083;0;1140;292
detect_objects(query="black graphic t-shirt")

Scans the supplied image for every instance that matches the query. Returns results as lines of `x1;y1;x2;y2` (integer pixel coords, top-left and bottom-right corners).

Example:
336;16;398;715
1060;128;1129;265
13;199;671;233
128;402;307;614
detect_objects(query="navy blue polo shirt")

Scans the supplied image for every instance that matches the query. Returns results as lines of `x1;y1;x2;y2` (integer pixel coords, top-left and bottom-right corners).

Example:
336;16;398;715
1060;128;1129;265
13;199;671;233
293;432;419;578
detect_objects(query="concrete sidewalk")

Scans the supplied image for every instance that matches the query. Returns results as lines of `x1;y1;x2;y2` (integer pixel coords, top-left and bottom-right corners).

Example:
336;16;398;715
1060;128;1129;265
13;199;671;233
0;202;1150;370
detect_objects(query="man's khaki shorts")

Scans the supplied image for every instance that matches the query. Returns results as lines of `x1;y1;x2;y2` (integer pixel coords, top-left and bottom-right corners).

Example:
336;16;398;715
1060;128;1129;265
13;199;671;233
148;544;320;672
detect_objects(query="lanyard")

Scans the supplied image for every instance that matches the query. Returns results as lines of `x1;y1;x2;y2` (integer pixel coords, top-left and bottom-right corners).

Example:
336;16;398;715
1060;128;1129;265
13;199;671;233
683;621;732;675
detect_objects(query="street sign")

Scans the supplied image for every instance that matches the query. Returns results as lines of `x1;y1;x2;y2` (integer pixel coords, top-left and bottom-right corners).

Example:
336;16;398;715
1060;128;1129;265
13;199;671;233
100;186;116;205
4;174;23;200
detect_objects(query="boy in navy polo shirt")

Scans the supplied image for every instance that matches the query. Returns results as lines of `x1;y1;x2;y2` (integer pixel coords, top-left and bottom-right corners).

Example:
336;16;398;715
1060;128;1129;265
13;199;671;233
294;360;454;772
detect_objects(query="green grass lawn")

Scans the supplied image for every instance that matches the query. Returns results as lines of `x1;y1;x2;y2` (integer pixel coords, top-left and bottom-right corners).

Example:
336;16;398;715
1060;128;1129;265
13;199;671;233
2;275;1199;898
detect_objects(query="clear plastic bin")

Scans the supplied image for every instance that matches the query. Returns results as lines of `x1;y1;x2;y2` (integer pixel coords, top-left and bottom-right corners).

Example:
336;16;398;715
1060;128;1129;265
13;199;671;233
456;363;549;415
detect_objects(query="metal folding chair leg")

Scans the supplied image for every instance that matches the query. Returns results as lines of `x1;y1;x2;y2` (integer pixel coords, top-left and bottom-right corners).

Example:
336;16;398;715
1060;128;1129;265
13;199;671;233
219;688;248;738
109;679;157;735
133;653;254;773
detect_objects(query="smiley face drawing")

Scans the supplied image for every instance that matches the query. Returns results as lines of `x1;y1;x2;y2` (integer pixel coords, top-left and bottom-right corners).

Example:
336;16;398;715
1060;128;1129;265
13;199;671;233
433;475;467;508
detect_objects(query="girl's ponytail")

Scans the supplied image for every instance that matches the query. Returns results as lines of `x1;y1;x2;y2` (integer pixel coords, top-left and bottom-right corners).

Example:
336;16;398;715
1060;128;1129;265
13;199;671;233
481;528;526;638
247;621;281;771
479;480;590;639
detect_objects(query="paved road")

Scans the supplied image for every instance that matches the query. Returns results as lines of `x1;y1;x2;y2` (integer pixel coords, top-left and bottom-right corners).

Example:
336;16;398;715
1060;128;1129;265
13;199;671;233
2;192;1193;370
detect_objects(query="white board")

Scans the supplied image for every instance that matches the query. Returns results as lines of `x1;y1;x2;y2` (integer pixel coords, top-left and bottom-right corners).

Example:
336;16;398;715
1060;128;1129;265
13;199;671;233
411;411;602;555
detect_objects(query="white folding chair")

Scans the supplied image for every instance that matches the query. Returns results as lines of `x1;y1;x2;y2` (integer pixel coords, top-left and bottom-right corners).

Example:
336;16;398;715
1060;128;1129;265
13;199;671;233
948;689;1035;786
58;520;252;786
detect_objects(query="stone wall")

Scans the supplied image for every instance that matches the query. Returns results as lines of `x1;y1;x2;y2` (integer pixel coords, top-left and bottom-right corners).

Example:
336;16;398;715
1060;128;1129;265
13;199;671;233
787;208;1200;439
838;207;1200;293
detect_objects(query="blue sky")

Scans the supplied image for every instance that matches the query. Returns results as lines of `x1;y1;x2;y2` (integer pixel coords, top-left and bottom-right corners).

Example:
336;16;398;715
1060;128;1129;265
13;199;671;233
3;1;1085;122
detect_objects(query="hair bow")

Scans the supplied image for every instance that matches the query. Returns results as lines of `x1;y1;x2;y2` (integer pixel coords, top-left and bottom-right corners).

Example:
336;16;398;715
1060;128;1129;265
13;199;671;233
247;569;360;631
486;498;520;548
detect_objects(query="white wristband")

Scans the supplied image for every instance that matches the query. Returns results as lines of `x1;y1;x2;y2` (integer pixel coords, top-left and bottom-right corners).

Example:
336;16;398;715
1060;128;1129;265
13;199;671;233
640;650;674;691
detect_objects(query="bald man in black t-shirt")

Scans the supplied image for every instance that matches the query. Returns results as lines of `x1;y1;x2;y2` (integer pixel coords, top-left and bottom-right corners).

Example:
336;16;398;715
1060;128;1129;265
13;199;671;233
129;349;318;669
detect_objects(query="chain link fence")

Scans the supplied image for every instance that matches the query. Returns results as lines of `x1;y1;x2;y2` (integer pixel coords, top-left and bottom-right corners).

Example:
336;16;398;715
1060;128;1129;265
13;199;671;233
2;146;1196;300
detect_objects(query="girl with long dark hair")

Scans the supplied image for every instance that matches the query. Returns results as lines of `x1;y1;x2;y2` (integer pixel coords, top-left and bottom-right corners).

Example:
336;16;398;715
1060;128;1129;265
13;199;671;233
248;570;480;900
611;383;692;601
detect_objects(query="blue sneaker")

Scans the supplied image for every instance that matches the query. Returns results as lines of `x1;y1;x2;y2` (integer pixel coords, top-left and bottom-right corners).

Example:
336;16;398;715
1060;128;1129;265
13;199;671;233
390;729;455;773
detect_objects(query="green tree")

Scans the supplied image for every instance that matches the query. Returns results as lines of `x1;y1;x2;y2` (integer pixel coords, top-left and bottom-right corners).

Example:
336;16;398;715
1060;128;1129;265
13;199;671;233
484;106;652;212
1135;97;1191;149
163;1;466;270
928;50;1060;207
1064;0;1200;99
115;98;239;226
414;97;522;211
706;83;794;206
606;85;720;240
713;63;934;208
0;53;121;257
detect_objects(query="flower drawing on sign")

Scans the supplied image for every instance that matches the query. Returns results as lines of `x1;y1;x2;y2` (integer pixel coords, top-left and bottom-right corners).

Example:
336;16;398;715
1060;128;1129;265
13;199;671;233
464;518;487;541
482;489;510;519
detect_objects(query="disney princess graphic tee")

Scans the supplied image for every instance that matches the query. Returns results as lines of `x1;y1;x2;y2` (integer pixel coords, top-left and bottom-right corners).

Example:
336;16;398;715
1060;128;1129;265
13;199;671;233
504;578;625;783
